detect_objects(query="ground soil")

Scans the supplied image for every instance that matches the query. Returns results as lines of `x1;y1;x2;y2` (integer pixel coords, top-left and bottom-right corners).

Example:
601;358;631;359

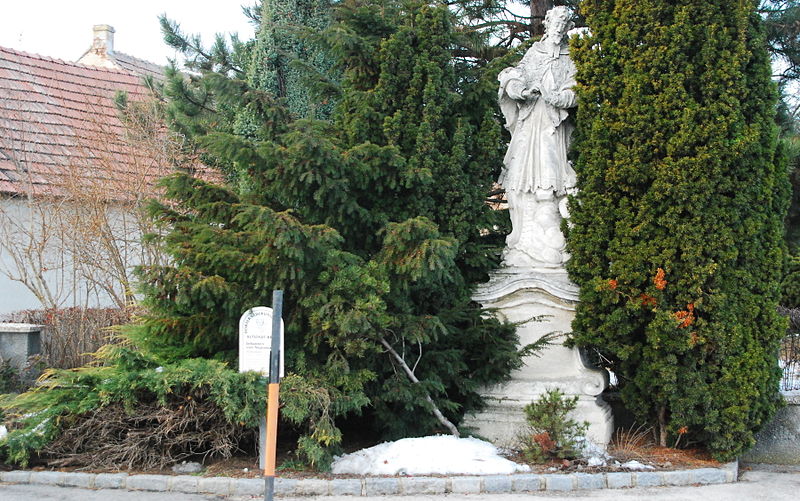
4;442;721;479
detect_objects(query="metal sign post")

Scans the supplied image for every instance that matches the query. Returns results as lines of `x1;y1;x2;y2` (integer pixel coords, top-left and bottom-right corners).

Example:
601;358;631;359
264;290;283;501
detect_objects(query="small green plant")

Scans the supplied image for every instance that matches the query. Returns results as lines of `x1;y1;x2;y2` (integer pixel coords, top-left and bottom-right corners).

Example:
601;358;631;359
520;388;588;462
0;359;21;394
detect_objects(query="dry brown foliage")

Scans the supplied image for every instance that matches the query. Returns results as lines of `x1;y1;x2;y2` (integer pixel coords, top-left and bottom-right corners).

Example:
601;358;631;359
608;423;654;462
2;307;133;369
532;431;556;455
43;393;253;471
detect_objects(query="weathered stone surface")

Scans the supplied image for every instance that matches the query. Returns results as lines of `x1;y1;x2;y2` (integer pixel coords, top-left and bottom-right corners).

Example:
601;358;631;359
462;7;614;451
29;471;64;486
691;468;727;485
606;472;632;489
94;472;127;489
464;271;614;447
544;474;573;491
365;477;400;495
0;323;42;369
294;479;330;496
169;475;199;493
1;471;31;483
741;398;800;465
483;475;513;493
274;477;298;496
331;478;362;496
62;472;94;488
197;476;232;495
234;478;264;496
575;473;604;490
511;474;541;492
634;471;663;487
450;476;482;494
127;474;168;491
401;477;446;495
662;470;692;486
496;6;576;269
723;461;739;482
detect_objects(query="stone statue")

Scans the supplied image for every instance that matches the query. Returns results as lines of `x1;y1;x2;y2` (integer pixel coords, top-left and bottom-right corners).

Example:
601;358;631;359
498;6;577;268
466;8;612;448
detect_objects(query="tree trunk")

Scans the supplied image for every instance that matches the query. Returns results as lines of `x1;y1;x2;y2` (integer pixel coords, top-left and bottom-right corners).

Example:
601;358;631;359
658;406;668;447
530;0;555;38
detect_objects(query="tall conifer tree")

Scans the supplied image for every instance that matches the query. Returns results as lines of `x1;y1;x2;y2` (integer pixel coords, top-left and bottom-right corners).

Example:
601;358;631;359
567;0;790;458
139;0;521;444
247;0;336;120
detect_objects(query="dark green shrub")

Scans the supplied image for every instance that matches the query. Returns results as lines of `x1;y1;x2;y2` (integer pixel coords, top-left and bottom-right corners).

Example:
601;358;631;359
567;0;789;459
0;344;368;469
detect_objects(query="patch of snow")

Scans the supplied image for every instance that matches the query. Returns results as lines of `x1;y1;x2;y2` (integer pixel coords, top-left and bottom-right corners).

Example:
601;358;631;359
621;460;655;471
331;435;530;476
171;461;203;474
575;436;611;460
575;436;610;467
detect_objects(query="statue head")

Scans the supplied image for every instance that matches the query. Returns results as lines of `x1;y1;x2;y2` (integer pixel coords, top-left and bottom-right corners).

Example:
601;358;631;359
544;6;575;43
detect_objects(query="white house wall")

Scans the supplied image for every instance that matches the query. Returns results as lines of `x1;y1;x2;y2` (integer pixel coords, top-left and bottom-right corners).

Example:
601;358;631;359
0;196;149;315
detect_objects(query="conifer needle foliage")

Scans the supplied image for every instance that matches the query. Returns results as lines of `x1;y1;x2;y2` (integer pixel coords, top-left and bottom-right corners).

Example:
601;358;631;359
567;0;790;460
1;0;525;469
148;0;523;452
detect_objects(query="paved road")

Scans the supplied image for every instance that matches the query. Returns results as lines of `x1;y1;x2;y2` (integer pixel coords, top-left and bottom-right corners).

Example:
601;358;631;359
1;469;798;500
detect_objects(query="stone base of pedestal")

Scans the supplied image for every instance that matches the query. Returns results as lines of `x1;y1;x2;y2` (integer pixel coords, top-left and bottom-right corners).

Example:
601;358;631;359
462;268;613;448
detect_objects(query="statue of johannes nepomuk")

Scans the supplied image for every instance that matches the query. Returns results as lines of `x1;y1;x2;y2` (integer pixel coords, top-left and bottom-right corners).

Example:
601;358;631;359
498;6;577;268
466;8;613;447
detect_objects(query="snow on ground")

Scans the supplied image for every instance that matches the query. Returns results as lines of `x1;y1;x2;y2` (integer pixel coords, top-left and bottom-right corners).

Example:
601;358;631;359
331;435;531;476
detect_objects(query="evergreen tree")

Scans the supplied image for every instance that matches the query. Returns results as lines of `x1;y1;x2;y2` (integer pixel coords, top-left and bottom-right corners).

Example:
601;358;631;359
1;2;529;469
247;0;337;120
567;0;790;459
141;0;522;444
761;0;800;83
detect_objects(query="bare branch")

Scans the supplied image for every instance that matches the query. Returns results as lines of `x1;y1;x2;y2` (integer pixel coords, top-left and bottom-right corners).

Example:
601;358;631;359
379;336;460;437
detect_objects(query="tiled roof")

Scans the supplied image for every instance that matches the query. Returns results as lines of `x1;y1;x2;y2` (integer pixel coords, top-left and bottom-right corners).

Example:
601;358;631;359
0;46;214;199
110;52;166;80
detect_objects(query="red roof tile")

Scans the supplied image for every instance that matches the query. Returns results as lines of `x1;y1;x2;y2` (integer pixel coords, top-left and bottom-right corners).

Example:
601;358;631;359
0;46;217;199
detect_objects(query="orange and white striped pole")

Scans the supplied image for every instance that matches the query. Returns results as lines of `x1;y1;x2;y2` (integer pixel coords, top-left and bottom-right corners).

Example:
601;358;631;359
264;290;283;501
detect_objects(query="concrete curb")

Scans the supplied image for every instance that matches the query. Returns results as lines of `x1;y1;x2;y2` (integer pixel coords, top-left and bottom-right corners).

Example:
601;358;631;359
0;461;738;496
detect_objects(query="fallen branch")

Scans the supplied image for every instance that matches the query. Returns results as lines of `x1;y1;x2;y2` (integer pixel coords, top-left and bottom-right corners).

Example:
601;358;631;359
379;336;460;438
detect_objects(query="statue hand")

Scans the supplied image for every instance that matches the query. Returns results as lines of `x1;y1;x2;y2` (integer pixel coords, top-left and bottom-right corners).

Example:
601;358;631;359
543;89;576;109
505;80;526;100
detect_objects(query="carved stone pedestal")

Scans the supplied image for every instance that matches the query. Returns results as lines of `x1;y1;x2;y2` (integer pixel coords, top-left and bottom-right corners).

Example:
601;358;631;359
463;268;613;447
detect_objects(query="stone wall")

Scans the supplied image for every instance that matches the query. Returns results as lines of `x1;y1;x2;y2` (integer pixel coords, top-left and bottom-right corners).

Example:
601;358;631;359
741;394;800;465
0;323;42;369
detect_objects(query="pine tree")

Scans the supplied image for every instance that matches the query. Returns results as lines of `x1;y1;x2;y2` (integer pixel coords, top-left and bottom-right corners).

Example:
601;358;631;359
567;0;790;459
140;0;522;443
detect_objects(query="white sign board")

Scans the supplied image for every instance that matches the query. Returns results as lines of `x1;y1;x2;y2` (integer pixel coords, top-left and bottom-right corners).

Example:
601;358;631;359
238;306;284;376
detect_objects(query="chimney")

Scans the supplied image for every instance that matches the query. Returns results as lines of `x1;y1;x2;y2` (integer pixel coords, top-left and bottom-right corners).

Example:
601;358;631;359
92;24;115;55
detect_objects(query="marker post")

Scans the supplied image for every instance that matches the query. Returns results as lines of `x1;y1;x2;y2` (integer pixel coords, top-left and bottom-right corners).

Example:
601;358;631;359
264;290;283;501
